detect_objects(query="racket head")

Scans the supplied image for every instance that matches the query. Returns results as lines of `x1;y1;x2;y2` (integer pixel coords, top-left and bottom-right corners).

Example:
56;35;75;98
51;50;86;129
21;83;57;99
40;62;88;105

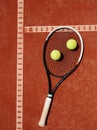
43;26;84;78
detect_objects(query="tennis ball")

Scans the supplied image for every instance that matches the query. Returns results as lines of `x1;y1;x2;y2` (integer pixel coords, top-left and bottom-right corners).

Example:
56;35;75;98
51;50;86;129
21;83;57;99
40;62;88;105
50;50;61;61
66;39;77;50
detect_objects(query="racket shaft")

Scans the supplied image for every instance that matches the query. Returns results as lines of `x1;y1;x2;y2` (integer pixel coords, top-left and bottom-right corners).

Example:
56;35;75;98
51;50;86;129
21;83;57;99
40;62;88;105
38;96;52;127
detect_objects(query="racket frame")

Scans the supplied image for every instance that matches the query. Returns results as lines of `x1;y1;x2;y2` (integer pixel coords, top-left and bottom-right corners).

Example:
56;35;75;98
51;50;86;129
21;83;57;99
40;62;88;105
43;26;84;95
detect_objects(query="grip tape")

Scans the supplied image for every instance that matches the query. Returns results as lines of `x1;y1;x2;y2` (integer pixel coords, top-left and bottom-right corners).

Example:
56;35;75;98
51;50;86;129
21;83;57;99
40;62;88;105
38;96;52;127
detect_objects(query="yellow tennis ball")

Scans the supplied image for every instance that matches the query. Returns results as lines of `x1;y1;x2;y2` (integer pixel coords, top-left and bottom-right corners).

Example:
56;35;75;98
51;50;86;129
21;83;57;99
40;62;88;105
66;39;77;50
50;50;61;61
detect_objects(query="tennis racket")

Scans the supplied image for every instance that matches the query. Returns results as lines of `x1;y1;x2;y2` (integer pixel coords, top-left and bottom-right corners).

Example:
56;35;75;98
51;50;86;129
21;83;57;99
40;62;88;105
38;26;84;127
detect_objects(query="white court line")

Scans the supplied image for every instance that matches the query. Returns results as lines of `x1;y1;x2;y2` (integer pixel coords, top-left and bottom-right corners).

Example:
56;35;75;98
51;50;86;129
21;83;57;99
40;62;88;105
16;0;24;130
24;25;97;33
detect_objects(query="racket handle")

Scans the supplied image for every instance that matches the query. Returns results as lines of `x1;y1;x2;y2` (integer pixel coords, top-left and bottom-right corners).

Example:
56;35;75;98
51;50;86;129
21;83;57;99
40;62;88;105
38;95;52;127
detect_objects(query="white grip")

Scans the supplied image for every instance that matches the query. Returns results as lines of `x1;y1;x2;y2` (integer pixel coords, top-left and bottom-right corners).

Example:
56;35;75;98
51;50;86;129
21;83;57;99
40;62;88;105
38;96;52;127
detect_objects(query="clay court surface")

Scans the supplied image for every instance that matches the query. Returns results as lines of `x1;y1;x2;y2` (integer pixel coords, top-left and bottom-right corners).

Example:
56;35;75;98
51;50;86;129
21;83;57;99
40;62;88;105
0;0;97;130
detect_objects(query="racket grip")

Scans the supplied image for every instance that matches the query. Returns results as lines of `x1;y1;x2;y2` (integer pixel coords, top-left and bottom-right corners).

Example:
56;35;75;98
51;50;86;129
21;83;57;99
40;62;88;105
38;95;52;127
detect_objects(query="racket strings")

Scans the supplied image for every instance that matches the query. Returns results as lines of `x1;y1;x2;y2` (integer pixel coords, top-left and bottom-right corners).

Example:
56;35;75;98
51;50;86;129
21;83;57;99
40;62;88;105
44;30;81;77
